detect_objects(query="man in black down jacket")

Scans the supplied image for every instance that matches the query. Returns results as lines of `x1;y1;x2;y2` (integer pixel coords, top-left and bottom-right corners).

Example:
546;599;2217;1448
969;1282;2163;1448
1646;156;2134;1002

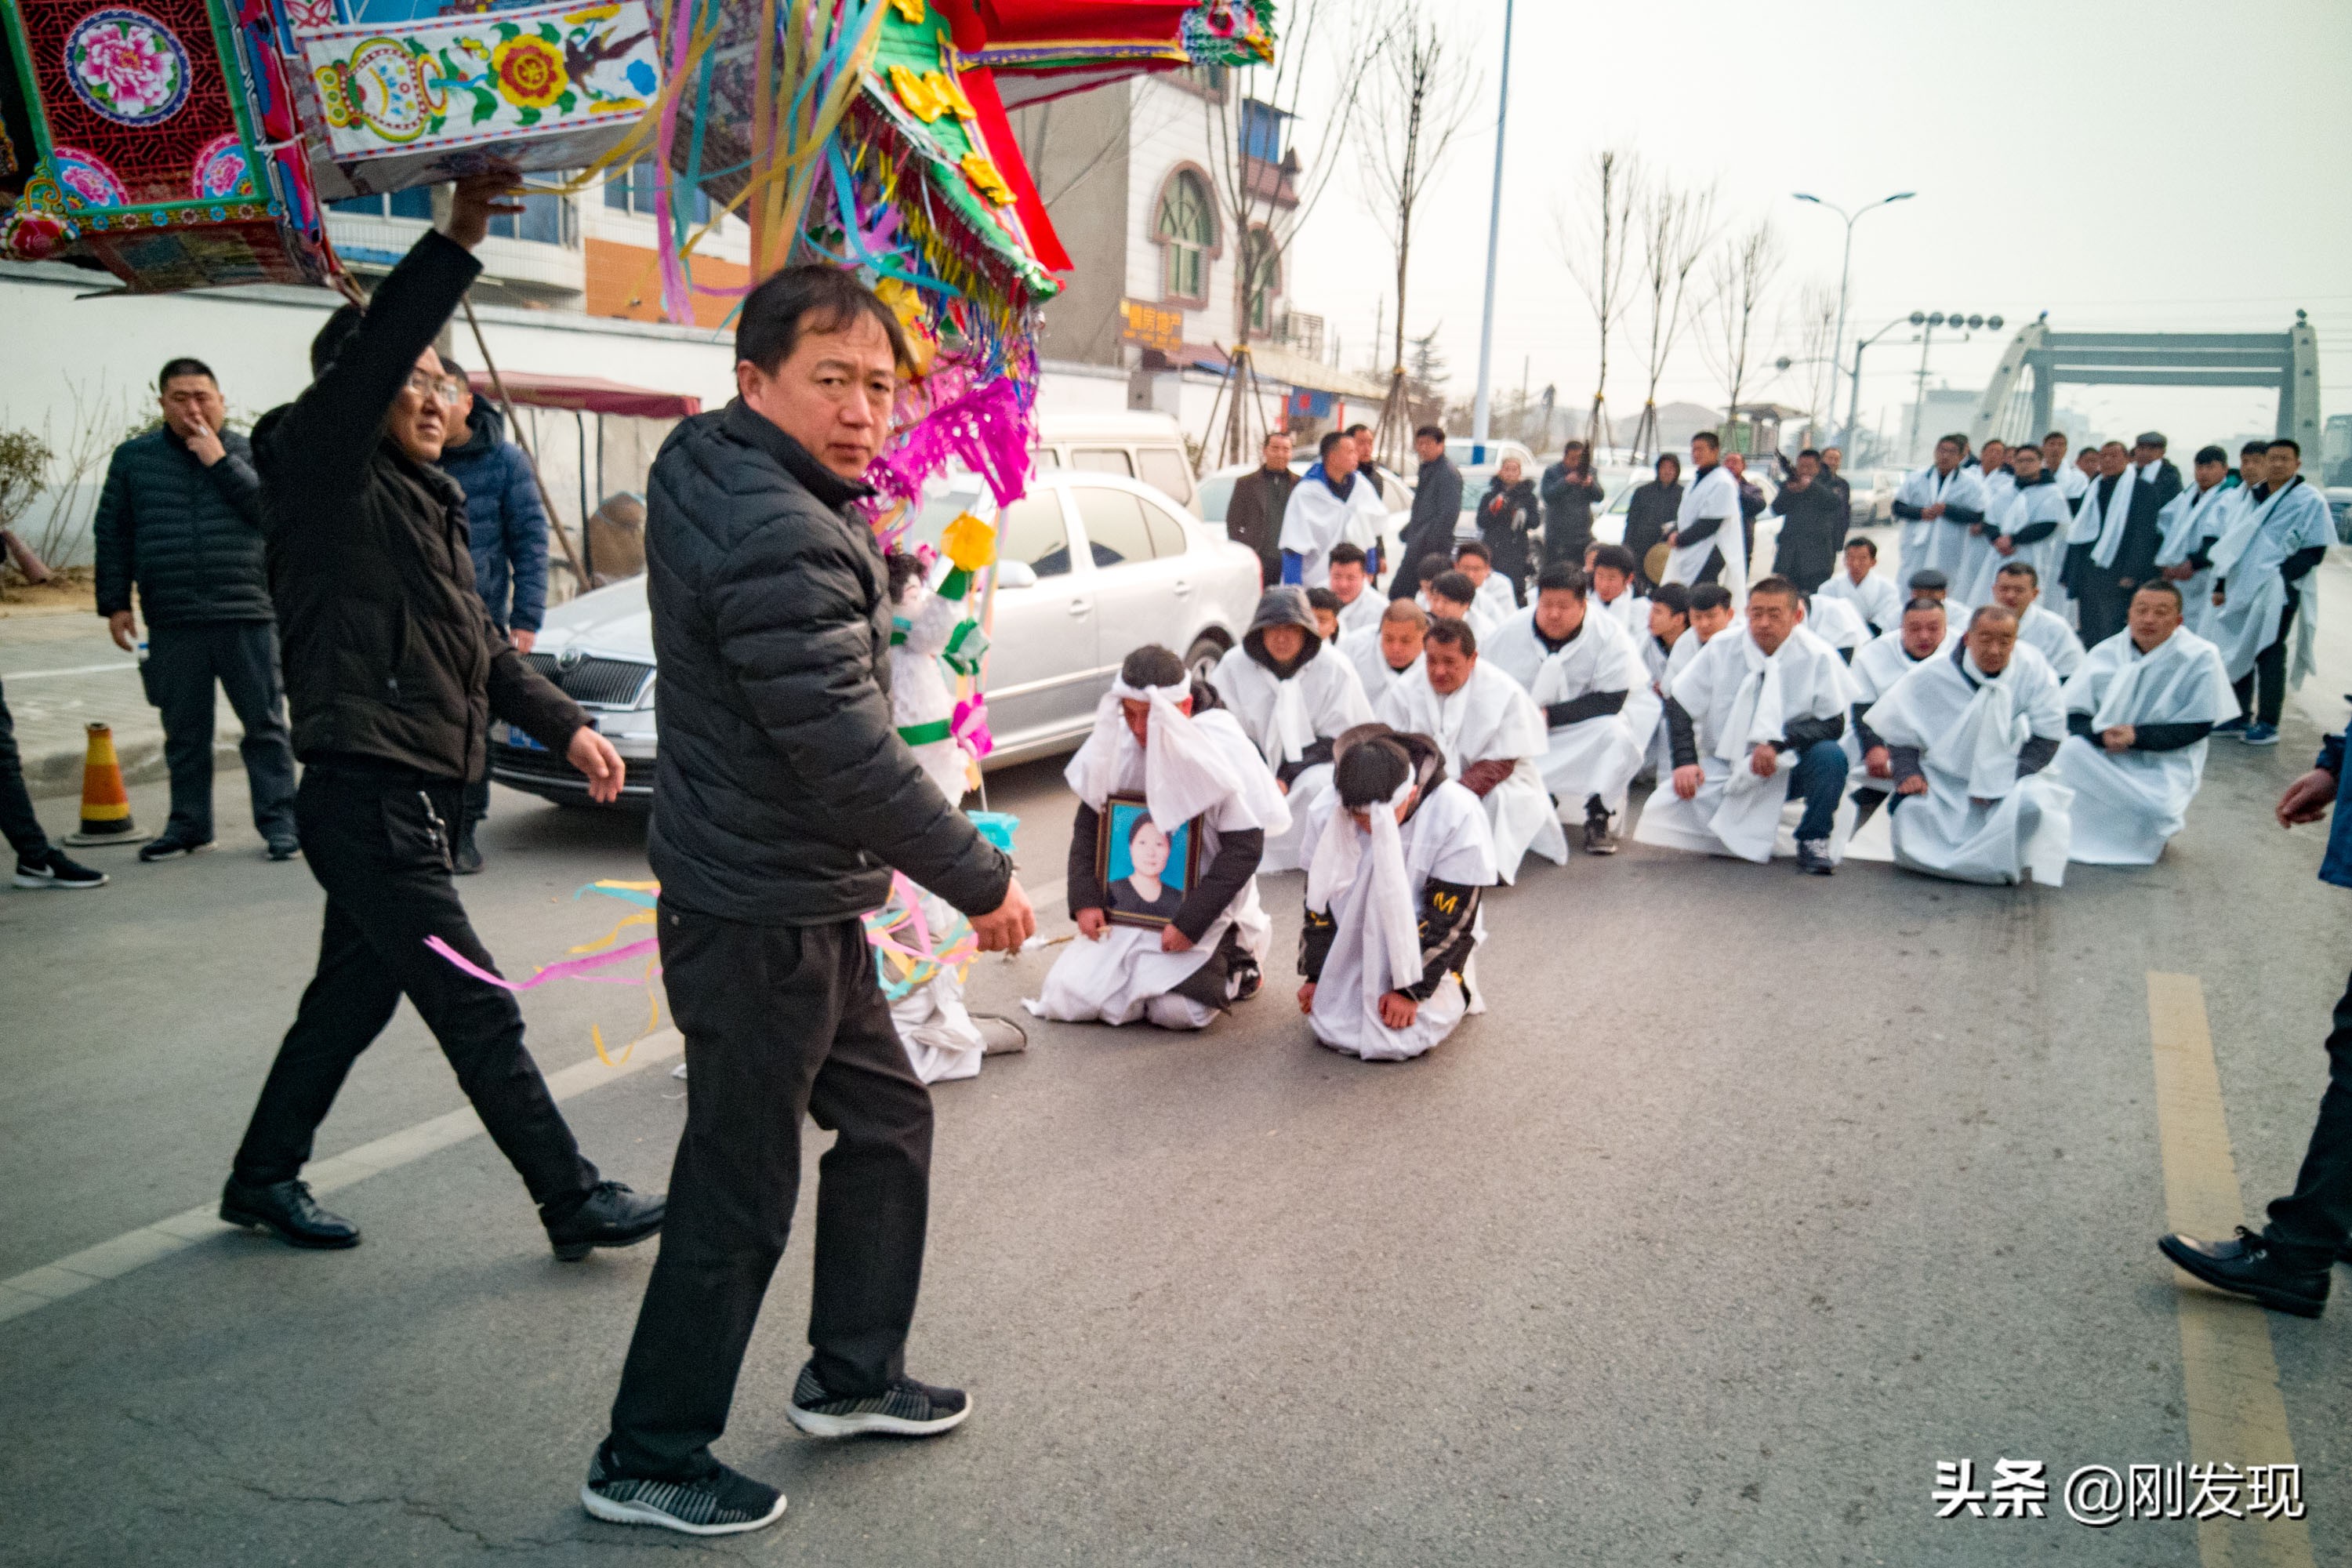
220;179;659;1268
94;357;299;860
1538;440;1605;572
1392;424;1463;601
586;265;1033;1538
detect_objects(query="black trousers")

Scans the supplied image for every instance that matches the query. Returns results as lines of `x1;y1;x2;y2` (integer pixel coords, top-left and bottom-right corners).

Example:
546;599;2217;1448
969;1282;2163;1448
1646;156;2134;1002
2074;572;2131;648
0;679;50;861
2263;962;2352;1265
2230;590;2300;728
144;620;298;843
604;907;933;1479
230;761;598;1210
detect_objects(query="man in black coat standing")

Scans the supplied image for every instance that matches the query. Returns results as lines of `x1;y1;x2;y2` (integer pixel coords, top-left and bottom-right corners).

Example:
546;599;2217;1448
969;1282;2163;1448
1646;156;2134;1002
1769;448;1845;593
1225;428;1295;587
222;178;658;1266
1538;440;1604;572
1623;453;1684;585
585;266;1036;1537
94;358;299;861
1392;424;1462;601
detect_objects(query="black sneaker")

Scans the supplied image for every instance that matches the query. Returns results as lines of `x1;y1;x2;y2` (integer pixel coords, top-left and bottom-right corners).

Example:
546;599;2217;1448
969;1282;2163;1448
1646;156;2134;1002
543;1181;664;1261
265;836;301;862
1582;799;1618;855
1795;837;1835;876
13;848;108;889
138;833;216;862
1229;955;1264;1002
2158;1228;2328;1319
787;1361;971;1439
580;1446;785;1537
452;823;484;876
220;1176;360;1249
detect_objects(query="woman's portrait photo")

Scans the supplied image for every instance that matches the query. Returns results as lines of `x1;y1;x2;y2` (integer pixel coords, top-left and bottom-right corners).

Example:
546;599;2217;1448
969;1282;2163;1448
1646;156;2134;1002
1098;796;1199;927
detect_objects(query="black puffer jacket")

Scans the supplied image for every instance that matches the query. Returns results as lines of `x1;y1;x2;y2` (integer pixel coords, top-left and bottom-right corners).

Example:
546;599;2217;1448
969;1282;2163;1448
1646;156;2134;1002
255;230;584;780
93;426;270;625
644;400;1012;926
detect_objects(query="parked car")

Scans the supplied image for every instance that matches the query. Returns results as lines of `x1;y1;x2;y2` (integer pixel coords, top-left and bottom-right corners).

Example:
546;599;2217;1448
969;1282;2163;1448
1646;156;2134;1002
2325;485;2352;543
1198;457;1416;567
1036;411;1201;516
1845;467;1904;527
488;466;1261;804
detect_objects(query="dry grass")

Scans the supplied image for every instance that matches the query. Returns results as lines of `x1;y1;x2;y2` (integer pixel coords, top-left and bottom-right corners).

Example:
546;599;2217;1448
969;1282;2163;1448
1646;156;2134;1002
0;565;98;617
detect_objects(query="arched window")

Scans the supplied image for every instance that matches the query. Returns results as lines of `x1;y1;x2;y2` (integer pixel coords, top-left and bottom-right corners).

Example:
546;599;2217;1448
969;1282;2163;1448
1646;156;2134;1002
1244;227;1280;334
1155;170;1214;305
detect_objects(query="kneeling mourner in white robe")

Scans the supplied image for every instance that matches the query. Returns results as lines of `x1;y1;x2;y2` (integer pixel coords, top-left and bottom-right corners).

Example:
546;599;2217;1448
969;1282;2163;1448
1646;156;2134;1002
1863;642;2073;886
1636;624;1855;863
2055;622;2237;865
1026;675;1290;1029
1211;589;1374;873
1301;735;1497;1062
1526;607;1657;822
1377;652;1566;882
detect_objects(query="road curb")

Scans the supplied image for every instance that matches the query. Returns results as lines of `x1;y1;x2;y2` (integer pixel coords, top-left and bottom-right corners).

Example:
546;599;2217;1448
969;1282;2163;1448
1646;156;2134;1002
24;735;245;801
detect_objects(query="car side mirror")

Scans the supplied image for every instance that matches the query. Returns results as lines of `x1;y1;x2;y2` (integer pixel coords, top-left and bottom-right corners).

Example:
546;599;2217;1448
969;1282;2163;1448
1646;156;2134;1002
993;560;1038;590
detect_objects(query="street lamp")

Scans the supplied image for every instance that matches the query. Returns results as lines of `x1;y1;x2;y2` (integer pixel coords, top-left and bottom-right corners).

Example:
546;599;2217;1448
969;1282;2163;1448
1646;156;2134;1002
1470;0;1516;450
1840;310;2002;466
1791;190;1915;452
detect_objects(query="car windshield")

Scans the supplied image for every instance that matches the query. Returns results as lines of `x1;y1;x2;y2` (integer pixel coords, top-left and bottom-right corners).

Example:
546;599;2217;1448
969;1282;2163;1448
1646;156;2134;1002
1197;474;1236;524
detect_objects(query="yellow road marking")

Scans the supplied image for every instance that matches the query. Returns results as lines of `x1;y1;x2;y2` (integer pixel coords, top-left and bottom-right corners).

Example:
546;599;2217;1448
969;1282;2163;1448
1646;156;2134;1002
2146;972;2316;1568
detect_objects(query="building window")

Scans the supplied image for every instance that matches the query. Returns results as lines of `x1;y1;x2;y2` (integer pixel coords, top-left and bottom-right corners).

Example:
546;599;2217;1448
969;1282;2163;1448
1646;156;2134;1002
329;188;434;220
1240;98;1287;164
1155;169;1214;306
605;160;711;226
488;184;572;245
1244;227;1279;334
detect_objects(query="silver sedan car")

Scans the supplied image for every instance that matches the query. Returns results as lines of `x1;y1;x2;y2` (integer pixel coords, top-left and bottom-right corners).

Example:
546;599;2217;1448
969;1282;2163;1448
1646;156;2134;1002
489;466;1264;804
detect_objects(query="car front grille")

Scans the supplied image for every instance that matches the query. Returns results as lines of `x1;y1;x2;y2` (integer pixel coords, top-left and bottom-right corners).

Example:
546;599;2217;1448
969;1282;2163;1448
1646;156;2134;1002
489;742;657;790
525;652;654;708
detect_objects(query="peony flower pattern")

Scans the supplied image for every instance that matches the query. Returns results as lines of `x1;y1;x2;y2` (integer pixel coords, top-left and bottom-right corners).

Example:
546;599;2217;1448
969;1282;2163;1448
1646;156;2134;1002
64;9;191;128
490;35;566;110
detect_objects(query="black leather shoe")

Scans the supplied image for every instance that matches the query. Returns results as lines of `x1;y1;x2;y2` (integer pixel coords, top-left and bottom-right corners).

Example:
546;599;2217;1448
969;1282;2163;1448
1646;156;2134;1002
1795;838;1835;876
220;1177;361;1250
2158;1229;2328;1318
546;1181;664;1261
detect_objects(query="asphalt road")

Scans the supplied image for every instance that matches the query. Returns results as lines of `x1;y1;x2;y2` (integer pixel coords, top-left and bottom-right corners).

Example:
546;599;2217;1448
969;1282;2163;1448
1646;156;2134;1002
4;654;2350;1564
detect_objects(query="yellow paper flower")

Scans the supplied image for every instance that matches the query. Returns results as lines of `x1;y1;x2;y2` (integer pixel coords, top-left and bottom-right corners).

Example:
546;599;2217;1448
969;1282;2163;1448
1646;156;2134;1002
887;0;925;20
960;153;1016;207
492;36;567;109
940;512;997;573
874;276;938;377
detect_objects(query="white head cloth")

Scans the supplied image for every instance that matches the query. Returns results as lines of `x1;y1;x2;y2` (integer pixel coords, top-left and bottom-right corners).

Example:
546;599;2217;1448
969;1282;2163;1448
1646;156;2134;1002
1066;677;1243;831
1307;773;1422;1003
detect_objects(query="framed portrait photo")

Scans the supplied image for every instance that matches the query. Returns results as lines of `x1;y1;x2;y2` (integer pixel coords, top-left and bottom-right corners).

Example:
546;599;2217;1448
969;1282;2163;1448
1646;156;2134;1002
1097;794;1203;929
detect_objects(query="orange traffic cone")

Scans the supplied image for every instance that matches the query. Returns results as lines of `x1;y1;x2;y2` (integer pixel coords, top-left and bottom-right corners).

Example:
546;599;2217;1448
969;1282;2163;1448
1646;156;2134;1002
63;722;151;847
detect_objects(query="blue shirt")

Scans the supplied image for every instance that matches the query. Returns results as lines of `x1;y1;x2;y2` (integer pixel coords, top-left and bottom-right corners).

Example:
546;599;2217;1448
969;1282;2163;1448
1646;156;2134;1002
2318;732;2352;889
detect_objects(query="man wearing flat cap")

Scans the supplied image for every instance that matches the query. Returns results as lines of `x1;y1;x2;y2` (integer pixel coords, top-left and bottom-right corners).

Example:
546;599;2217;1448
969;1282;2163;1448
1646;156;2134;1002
2078;432;2182;645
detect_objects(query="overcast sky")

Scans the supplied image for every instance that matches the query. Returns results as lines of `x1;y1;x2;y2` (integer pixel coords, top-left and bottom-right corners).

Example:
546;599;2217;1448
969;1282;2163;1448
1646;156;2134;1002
1280;0;2352;456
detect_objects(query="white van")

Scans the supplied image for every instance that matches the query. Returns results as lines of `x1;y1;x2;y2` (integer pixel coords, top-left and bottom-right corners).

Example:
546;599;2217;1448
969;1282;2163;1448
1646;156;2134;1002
1036;412;1200;515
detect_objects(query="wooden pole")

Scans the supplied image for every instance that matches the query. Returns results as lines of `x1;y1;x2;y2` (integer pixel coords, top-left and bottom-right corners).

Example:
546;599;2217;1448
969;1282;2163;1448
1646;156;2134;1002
461;294;590;590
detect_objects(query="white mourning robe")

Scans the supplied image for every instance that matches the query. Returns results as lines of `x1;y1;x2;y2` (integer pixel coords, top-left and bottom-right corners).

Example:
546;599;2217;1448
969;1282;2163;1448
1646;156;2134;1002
1479;605;1548;691
2056;461;2090;506
1649;626;1713;775
2208;476;2335;684
2053;626;2238;865
1842;626;1958;779
1026;697;1290;1027
1635;626;1855;863
2152;482;2238;638
1864;644;2073;886
1595;587;1652;640
1340;624;1422;706
1278;472;1389;588
1806;593;1869;657
1526;609;1656;815
1306;779;1497;1062
1667;465;1748;603
1952;467;2015;610
1961;476;2074;609
1819;567;1903;638
1211;641;1374;873
2015;601;2085;680
2067;463;2137;574
1895;464;1992;582
1334;584;1386;638
1474;572;1520;626
1377;661;1566;882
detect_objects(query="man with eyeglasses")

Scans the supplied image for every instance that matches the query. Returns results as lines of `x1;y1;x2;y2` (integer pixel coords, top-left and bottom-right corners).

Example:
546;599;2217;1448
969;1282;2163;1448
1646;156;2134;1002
433;354;550;873
216;174;662;1266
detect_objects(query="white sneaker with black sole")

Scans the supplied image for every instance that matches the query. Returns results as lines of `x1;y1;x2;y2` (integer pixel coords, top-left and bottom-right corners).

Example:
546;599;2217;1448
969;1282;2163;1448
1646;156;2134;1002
786;1361;971;1438
579;1447;786;1536
13;849;108;889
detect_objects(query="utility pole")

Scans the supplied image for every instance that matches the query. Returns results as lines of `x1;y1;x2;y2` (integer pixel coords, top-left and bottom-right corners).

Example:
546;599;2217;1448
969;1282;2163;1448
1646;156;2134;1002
1470;0;1515;450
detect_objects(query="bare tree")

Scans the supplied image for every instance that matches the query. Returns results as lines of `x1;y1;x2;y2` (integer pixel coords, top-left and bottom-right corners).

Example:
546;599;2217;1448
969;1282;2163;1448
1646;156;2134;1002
1699;217;1783;454
1196;0;1390;466
1624;176;1719;463
1357;3;1479;467
1788;280;1841;448
1552;147;1640;459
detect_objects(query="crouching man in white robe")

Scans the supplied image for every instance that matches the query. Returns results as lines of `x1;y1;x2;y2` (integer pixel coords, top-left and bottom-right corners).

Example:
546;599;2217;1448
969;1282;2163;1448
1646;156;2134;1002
1211;587;1374;873
1636;575;1854;874
1298;728;1497;1062
1987;561;2083;677
1026;646;1290;1030
1519;563;1657;854
2056;580;2239;865
1377;615;1567;882
1864;604;2073;885
1342;599;1427;706
1845;597;1955;822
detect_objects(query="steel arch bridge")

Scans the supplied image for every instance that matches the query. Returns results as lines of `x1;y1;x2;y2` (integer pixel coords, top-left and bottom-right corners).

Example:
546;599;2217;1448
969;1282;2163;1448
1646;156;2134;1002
1970;315;2320;452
